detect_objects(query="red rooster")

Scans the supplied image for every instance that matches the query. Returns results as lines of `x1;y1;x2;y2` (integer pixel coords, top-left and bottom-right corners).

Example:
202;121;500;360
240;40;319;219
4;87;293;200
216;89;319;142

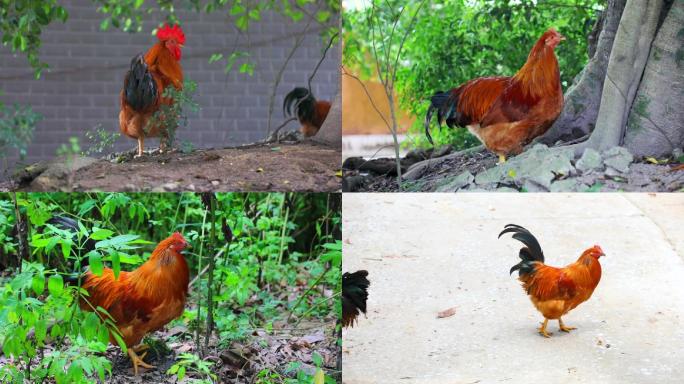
283;87;331;137
79;232;190;374
120;24;185;157
425;28;565;163
500;224;604;337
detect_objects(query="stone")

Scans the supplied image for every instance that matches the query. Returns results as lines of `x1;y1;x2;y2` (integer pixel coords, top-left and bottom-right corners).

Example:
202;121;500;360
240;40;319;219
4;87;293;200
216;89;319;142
550;178;580;192
435;171;474;192
603;146;634;173
522;179;550;192
32;156;98;191
576;148;604;172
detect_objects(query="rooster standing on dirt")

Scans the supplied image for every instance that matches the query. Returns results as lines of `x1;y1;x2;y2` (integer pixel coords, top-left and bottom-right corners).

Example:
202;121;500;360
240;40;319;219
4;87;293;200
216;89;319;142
425;28;565;163
120;23;185;157
342;270;370;328
499;224;604;337
283;87;331;137
77;232;191;374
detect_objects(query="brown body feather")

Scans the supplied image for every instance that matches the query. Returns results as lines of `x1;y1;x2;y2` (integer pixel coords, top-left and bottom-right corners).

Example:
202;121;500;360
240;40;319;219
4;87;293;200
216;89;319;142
520;251;602;320
301;101;332;137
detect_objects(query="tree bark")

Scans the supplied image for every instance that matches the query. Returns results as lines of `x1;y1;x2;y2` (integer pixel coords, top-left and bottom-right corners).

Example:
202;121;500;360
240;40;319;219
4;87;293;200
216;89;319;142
587;0;665;152
625;0;684;157
313;88;342;148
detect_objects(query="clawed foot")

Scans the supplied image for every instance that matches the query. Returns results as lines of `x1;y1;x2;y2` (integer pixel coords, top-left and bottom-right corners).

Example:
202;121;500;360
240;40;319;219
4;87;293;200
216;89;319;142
127;347;155;375
497;154;507;165
558;319;576;333
538;327;552;338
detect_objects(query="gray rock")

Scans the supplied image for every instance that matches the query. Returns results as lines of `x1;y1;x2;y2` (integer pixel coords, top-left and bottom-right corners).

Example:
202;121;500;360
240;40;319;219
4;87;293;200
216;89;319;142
576;148;604;172
522;179;550;192
550;178;580;192
495;187;519;192
435;171;474;192
32;156;98;191
474;165;507;185
603;146;634;173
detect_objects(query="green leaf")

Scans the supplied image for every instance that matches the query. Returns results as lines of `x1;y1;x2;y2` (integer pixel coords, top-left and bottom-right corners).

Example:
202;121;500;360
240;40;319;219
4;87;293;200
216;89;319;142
209;53;223;64
178;366;186;381
95;234;139;249
90;229;114;240
110;250;121;279
32;275;45;295
48;274;63;296
89;252;104;276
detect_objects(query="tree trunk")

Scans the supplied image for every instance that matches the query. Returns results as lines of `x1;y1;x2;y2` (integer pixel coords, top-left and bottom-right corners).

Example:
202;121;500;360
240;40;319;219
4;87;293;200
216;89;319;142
313;88;342;148
625;0;684;157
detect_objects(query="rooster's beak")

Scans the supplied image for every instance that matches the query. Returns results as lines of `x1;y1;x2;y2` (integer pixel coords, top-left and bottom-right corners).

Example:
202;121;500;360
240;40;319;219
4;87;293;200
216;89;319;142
559;35;566;41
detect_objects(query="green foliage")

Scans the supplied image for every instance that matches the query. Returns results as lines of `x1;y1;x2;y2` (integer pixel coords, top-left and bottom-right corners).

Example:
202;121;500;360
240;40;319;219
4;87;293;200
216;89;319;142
0;0;68;78
146;80;200;148
0;262;113;383
0;102;41;161
84;125;119;156
344;0;603;149
166;353;217;382
0;192;340;382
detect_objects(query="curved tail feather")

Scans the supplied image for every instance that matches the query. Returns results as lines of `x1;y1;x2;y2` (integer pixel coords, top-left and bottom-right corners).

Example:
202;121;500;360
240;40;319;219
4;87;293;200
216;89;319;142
499;224;545;276
283;87;316;124
342;270;370;328
124;53;157;112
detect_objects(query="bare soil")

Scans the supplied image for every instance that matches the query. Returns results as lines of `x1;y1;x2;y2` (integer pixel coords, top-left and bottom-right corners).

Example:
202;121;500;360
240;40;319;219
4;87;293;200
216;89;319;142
8;143;341;192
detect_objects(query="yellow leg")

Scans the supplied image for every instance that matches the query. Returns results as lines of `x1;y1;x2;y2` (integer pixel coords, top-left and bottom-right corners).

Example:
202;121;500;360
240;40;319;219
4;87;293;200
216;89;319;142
498;154;507;164
559;318;577;333
538;318;552;338
136;137;144;158
127;346;155;375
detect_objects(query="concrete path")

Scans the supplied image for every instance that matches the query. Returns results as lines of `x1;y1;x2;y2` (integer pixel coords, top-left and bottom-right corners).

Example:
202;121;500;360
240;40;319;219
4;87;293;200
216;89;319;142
342;193;684;384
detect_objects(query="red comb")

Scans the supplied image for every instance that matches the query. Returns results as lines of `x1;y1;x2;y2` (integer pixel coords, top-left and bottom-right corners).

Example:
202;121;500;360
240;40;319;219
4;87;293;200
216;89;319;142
157;23;185;45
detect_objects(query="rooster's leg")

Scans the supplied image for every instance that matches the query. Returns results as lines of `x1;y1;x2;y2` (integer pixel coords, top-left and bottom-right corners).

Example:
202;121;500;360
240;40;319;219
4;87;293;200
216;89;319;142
127;347;155;375
135;137;144;158
132;344;149;353
497;154;507;164
558;318;577;332
538;318;552;338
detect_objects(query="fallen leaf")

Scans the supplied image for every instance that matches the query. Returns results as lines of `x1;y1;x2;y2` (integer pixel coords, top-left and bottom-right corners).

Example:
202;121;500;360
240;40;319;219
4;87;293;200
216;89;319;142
437;307;457;318
645;157;659;164
271;147;281;151
256;167;264;173
314;368;324;384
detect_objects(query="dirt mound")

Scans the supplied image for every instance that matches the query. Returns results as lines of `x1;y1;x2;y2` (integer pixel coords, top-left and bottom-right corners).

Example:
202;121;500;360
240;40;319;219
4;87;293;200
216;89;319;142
9;143;341;192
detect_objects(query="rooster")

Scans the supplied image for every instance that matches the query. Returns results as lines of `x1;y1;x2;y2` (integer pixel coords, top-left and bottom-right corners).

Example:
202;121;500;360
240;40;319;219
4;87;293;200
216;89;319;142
426;28;565;163
342;270;370;328
78;232;190;374
283;87;331;137
499;224;604;338
120;23;185;157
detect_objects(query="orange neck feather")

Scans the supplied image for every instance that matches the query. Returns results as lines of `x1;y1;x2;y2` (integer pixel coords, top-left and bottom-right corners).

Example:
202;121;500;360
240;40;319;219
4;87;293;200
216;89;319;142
128;239;190;302
513;39;560;98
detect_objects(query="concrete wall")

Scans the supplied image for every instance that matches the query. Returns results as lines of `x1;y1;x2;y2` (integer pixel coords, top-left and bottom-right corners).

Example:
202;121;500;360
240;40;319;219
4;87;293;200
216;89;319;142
0;0;340;173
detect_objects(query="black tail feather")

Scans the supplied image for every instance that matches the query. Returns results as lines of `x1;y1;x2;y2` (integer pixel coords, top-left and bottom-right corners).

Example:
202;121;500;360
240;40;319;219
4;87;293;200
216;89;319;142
283;87;316;123
342;270;370;328
425;90;461;145
499;224;544;276
123;53;157;112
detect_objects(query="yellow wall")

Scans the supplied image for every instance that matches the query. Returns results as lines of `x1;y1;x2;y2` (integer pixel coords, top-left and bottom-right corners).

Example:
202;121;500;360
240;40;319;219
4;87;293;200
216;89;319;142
342;67;415;135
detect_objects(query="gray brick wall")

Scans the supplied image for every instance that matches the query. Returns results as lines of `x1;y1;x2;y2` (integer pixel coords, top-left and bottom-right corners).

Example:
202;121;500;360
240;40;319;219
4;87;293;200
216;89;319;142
0;0;340;174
